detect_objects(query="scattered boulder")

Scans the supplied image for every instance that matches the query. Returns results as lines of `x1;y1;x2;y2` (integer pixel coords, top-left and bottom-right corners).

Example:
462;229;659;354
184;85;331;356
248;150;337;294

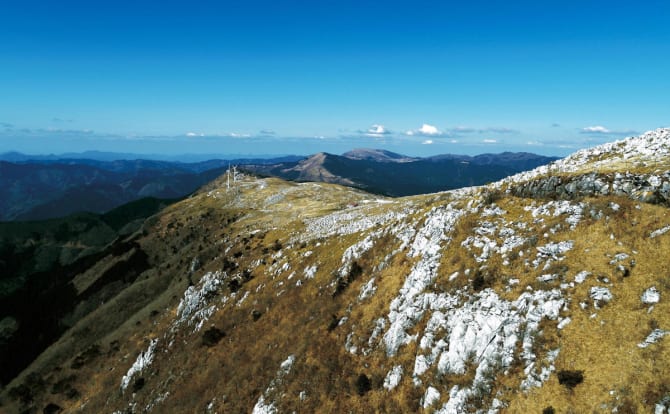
641;287;660;304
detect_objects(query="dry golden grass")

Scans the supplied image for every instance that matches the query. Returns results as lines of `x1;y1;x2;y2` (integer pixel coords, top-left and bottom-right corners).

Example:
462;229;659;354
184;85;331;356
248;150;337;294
5;169;670;413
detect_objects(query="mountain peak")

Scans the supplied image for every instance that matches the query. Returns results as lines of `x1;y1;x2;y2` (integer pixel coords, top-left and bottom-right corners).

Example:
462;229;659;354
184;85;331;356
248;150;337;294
342;148;417;163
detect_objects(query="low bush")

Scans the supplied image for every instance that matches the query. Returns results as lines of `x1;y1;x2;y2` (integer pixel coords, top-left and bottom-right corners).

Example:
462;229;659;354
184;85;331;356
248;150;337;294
557;370;584;388
202;326;226;347
355;374;372;396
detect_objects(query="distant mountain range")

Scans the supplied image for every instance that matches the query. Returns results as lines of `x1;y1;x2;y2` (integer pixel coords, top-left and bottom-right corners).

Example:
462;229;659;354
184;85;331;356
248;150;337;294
0;155;302;221
0;151;302;163
244;149;559;196
0;150;558;221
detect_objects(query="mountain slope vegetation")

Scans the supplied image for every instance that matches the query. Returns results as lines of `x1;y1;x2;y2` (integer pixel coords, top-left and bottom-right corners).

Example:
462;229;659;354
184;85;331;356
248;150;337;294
1;129;669;413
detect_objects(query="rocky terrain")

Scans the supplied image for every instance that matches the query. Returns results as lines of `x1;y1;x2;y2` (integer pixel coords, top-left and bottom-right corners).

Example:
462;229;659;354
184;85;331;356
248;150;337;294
1;129;669;413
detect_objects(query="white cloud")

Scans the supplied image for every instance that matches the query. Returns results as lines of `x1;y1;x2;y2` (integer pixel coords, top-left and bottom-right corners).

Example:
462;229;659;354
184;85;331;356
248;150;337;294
449;139;459;144
483;139;497;143
364;124;391;138
422;139;434;145
419;124;440;135
186;132;203;137
406;123;442;136
582;125;610;134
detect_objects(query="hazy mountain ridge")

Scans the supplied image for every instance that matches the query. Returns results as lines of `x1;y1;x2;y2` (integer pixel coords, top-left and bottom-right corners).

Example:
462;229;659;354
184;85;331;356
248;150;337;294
1;130;670;413
245;150;559;196
0;160;220;221
342;148;419;163
0;151;555;221
0;155;304;221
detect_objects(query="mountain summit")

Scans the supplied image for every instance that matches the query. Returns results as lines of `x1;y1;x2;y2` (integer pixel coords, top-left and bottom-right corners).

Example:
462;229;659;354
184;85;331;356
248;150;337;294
342;148;418;163
2;129;670;413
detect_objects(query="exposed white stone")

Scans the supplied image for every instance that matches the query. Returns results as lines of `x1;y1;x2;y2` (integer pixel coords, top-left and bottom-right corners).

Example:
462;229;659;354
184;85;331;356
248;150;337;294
252;355;296;414
574;271;590;284
638;329;670;348
423;386;441;408
533;241;574;268
175;271;223;331
121;338;158;391
557;317;572;330
655;396;670;414
358;278;377;301
650;225;670;238
383;365;403;390
609;253;629;264
642;287;661;304
383;205;465;356
503;128;670;185
537;274;559;283
303;265;318;279
590;287;613;307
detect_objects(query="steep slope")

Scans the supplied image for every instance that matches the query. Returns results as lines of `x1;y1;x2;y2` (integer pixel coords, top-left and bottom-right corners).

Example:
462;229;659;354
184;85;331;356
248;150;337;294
2;129;670;414
0;197;180;386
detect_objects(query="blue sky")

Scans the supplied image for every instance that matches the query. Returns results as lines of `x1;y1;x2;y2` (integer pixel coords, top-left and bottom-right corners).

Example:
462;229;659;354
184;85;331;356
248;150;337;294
1;0;669;158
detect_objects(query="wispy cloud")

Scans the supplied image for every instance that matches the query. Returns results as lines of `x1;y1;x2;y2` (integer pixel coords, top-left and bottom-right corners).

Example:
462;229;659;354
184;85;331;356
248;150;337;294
52;118;74;123
422;139;434;145
259;129;276;136
447;126;518;135
450;126;476;134
482;139;498;143
580;125;636;136
581;125;610;134
1;122;14;129
405;123;442;137
482;127;517;134
226;132;251;138
186;132;204;137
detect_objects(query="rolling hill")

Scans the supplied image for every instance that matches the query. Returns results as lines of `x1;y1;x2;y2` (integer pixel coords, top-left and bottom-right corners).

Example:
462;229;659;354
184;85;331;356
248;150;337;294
1;129;669;413
244;150;558;196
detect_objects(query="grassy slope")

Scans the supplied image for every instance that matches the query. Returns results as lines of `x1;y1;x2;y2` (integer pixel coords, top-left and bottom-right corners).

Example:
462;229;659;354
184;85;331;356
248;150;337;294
1;154;669;413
